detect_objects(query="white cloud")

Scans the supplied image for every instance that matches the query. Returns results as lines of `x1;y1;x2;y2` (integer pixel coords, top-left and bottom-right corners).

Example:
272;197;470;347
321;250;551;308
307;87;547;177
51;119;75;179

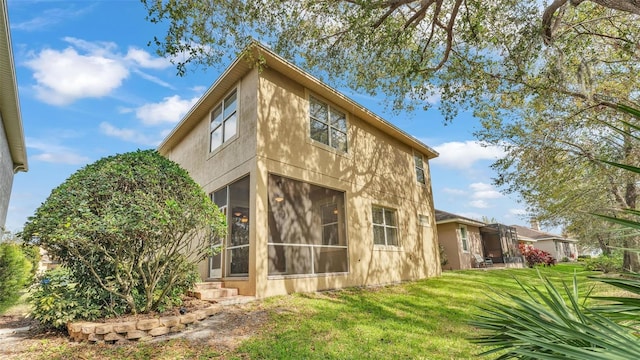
443;187;466;195
64;37;118;56
470;200;489;209
12;6;93;31
133;69;174;89
27;138;90;165
126;48;171;69
99;122;162;146
135;95;199;125
431;141;506;169
470;182;503;199
191;85;207;93
509;208;527;216
26;47;129;105
25;38;172;105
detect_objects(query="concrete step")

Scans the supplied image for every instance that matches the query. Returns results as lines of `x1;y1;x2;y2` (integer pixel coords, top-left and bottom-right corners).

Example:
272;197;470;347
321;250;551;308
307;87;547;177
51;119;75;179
193;282;224;290
188;287;238;300
214;295;256;306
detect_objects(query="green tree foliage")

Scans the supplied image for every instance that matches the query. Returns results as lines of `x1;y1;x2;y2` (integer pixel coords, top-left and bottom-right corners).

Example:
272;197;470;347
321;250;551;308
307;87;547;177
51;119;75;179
471;104;640;358
0;242;32;314
22;150;226;315
141;1;639;116
141;1;640;270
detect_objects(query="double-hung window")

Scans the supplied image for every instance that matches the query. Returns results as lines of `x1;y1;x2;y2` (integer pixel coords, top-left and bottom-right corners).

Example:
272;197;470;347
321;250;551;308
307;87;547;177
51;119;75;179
210;90;238;152
414;153;426;185
309;96;347;152
372;206;398;246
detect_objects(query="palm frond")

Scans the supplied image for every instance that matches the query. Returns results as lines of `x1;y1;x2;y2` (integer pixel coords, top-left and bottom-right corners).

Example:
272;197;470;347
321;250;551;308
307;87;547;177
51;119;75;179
470;273;640;358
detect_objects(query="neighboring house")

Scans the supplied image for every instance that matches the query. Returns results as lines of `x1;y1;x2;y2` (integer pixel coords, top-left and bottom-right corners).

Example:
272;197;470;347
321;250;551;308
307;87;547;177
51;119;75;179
435;210;485;270
436;209;523;270
0;2;27;229
512;221;578;261
159;43;441;299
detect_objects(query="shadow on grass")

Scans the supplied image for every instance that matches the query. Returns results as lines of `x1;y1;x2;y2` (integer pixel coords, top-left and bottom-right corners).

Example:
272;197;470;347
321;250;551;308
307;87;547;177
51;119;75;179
235;264;598;360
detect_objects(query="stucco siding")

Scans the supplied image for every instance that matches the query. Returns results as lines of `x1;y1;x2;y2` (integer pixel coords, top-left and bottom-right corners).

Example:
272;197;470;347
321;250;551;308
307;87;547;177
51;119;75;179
534;240;557;259
536;239;577;261
437;222;483;270
161;55;440;299
254;67;439;297
437;223;462;270
160;69;259;292
0;114;14;227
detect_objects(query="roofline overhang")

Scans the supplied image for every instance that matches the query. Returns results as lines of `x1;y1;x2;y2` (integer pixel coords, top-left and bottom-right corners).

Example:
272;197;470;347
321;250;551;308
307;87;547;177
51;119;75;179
0;2;27;173
436;218;485;227
517;236;537;242
539;237;579;243
158;42;439;159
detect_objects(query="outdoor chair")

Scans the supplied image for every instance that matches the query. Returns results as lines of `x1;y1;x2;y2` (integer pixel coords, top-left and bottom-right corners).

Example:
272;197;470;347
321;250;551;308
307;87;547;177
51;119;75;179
473;253;493;268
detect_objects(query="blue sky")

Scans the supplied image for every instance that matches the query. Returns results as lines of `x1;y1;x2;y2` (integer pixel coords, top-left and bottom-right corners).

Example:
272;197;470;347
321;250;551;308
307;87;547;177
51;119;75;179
5;0;535;232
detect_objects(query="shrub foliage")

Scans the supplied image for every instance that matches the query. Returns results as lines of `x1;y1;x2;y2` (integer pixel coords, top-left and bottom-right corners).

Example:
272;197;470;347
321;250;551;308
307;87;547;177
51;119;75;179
22;150;225;318
582;252;623;273
0;242;33;313
518;243;555;268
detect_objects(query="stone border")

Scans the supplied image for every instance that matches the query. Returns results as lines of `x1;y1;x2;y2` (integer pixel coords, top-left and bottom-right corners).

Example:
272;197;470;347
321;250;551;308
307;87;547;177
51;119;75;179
67;304;221;343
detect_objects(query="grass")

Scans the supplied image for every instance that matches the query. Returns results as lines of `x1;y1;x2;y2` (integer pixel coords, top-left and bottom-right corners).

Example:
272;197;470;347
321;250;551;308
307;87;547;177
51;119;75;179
13;263;611;360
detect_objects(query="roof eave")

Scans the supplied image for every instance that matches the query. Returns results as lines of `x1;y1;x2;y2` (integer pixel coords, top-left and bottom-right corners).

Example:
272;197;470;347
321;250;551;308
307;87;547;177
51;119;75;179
436;218;485;227
0;2;27;173
158;43;439;160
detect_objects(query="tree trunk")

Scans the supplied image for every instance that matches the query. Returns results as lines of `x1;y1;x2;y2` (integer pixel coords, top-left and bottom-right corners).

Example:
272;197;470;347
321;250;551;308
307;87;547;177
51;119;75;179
622;238;640;272
596;234;611;256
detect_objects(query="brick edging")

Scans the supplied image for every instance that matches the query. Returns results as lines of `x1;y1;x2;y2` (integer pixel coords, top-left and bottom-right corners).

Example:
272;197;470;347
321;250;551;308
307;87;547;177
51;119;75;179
66;304;221;343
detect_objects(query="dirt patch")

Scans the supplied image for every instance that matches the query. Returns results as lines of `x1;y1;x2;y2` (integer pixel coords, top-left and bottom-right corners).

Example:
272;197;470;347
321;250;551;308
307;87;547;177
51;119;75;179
0;299;270;359
0;315;38;329
157;304;270;352
97;297;215;323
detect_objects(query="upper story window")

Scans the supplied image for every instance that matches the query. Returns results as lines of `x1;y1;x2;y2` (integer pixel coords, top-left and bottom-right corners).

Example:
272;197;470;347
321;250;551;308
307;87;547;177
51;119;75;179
309;96;347;152
372;206;398;246
414;153;426;185
210;90;238;152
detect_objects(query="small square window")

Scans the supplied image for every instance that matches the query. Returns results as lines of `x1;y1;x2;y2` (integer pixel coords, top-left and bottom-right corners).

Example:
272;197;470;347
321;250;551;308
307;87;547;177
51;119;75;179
372;206;399;247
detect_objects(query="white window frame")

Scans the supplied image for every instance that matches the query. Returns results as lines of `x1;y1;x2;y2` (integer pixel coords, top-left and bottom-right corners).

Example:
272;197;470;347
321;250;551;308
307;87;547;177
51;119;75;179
414;152;426;185
210;89;238;153
459;225;469;252
308;95;348;152
372;206;399;247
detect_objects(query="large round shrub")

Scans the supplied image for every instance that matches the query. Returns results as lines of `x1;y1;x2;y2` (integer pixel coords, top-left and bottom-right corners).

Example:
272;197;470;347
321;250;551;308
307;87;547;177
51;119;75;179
22;150;225;316
0;242;33;313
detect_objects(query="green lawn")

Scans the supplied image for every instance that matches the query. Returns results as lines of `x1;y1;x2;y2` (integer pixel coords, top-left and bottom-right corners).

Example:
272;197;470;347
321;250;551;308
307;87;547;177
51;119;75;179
20;263;610;360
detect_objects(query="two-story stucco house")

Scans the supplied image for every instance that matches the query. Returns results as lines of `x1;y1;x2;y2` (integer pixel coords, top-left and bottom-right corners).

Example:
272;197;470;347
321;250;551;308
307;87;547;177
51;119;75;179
0;2;27;229
159;43;441;299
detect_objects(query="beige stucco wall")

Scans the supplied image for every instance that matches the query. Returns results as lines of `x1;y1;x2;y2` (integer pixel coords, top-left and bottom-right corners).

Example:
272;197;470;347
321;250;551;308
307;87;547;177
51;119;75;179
536;240;577;261
162;64;440;299
437;222;483;270
162;70;259;296
253;68;440;298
